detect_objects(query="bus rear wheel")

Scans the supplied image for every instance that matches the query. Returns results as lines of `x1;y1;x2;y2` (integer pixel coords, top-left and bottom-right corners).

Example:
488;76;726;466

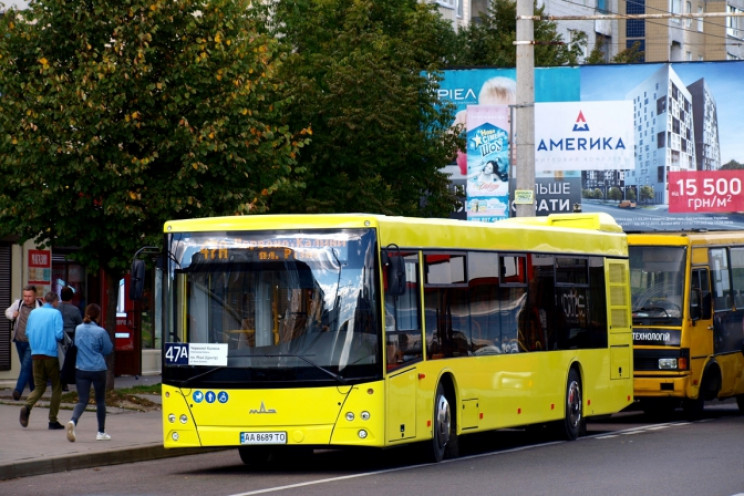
428;381;457;462
558;368;583;440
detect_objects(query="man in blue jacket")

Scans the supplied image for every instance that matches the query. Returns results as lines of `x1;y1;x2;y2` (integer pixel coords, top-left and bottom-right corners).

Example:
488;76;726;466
20;291;65;430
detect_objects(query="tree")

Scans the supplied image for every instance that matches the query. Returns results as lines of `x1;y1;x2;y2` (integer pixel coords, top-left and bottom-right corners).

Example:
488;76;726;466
639;185;655;203
452;0;587;67
0;0;308;385
585;41;644;64
255;0;461;217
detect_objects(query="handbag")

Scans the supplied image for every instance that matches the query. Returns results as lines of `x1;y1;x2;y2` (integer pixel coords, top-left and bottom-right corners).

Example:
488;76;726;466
60;344;78;385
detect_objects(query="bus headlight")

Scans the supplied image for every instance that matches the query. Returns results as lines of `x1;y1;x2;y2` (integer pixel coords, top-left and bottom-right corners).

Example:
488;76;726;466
658;358;677;370
358;429;368;439
168;413;176;424
180;414;189;424
361;411;370;421
345;412;355;421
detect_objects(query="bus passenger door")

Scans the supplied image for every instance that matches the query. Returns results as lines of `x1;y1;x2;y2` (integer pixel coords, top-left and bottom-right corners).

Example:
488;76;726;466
383;252;422;443
690;266;714;396
386;364;418;442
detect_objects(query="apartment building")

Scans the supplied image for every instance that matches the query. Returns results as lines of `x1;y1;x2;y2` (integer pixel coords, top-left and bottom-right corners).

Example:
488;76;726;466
618;0;744;61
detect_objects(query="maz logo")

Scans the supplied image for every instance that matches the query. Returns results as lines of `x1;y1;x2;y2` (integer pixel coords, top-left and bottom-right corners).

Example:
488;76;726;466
249;401;277;414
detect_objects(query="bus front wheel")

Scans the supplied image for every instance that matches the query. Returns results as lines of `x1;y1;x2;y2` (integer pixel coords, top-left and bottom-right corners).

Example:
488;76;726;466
238;446;273;466
428;381;457;462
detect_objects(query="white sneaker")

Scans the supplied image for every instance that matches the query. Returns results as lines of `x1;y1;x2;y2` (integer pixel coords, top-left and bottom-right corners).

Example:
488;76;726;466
96;432;111;441
66;421;76;443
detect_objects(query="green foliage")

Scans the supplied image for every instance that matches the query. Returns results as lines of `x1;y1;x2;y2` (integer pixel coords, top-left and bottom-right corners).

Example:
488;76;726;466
0;0;308;276
452;0;587;67
722;160;744;169
586;41;645;64
639;185;655;202
258;0;461;217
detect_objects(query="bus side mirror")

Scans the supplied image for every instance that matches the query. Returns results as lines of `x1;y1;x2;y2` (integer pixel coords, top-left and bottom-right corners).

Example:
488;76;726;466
385;255;406;297
130;259;145;301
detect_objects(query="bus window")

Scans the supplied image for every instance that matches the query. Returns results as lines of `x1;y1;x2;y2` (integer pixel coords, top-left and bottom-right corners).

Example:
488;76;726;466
730;247;744;308
629;245;685;324
710;247;732;311
468;252;501;354
384;253;422;370
424;252;471;359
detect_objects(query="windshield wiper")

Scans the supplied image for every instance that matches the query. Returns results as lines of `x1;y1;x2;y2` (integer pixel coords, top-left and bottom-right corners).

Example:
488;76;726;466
259;353;347;384
178;366;226;387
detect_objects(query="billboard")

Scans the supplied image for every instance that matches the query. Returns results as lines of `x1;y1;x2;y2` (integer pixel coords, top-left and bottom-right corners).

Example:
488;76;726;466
439;62;744;231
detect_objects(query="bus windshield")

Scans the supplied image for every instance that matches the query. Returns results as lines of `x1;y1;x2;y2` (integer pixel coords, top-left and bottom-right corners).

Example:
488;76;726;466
629;245;686;325
164;228;380;384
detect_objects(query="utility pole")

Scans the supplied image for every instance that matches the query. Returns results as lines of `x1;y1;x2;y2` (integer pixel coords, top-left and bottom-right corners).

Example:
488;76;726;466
514;0;536;217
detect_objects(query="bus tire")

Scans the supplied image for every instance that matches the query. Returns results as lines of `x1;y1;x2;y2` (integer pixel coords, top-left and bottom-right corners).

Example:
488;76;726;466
736;395;744;414
683;398;704;420
238;446;273;466
560;368;583;440
429;381;457;462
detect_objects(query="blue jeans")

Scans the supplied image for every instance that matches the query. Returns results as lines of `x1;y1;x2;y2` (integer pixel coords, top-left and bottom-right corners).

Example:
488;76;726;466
71;369;107;433
14;341;35;394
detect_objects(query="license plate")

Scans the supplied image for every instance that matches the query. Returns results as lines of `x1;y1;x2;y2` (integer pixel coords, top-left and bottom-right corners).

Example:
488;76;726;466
240;431;288;445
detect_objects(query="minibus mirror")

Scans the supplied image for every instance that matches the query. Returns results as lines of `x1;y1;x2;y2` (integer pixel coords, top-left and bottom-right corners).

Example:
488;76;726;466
130;259;146;301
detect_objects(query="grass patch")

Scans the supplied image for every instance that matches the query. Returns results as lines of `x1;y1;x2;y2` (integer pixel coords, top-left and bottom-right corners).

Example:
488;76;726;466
60;383;162;411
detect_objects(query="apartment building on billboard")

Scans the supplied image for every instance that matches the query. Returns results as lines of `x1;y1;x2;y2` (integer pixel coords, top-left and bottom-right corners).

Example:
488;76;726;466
618;0;744;61
624;65;696;204
688;77;722;171
582;64;721;206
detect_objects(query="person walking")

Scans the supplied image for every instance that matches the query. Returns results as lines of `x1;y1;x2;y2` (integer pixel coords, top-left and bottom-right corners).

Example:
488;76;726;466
66;303;114;442
19;291;65;430
5;285;43;401
57;287;82;391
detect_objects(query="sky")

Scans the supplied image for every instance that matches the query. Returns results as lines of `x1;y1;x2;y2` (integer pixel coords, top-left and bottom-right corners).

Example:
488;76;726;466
1;0;29;9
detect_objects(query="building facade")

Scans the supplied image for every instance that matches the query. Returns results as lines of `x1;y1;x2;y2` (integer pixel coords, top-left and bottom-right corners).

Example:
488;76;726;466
618;0;744;61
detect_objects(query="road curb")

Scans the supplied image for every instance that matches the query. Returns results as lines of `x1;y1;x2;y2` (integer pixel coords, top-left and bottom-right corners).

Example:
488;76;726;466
0;445;220;480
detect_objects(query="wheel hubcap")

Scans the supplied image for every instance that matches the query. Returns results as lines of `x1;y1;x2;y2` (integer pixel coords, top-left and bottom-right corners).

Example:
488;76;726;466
435;394;451;447
567;381;581;428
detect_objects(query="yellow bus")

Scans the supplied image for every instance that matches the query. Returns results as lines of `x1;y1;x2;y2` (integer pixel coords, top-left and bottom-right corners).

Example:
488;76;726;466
629;231;744;417
139;212;633;464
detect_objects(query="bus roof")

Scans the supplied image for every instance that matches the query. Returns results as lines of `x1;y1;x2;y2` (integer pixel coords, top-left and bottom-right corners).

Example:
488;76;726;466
629;230;744;247
164;212;627;257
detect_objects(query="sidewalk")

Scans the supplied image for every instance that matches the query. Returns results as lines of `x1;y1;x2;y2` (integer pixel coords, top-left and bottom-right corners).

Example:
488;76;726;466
0;374;207;480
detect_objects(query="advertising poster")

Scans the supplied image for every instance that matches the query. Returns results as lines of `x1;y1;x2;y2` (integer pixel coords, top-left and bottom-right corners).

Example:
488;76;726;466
465;104;510;222
440;67;582;220
439;61;744;231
